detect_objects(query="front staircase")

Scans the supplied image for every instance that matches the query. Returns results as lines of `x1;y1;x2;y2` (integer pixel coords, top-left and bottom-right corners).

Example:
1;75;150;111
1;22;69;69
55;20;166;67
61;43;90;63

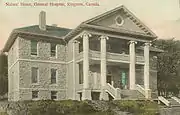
105;83;121;100
158;96;180;107
105;83;147;100
121;90;145;100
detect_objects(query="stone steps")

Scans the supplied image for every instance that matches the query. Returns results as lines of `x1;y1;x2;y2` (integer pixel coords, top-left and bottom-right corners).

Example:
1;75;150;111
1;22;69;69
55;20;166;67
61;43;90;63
168;98;180;107
120;90;145;100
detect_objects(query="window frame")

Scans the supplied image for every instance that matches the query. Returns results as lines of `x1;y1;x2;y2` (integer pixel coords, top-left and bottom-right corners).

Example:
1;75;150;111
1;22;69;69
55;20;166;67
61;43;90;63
51;68;57;84
31;67;39;84
51;91;57;100
79;64;83;84
50;43;57;57
32;91;39;99
31;40;38;56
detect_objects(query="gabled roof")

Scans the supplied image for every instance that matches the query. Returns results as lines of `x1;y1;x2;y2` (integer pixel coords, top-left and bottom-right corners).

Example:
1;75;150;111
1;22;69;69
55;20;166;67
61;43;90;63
64;5;157;41
83;5;157;37
3;25;72;52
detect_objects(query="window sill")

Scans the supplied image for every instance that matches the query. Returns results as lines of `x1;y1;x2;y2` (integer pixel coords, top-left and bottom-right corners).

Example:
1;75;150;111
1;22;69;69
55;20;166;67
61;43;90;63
50;56;57;59
31;55;39;57
31;83;40;86
32;98;39;101
50;84;58;86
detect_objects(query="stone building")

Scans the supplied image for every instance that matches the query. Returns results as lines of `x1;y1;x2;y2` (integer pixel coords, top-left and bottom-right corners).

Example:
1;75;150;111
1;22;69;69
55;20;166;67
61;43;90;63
3;6;163;101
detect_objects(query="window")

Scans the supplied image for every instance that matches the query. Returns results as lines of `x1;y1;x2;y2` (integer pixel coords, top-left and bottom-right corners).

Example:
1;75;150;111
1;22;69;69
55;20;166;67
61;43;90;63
31;40;38;55
32;67;38;83
79;42;83;53
51;43;56;57
51;68;57;84
79;64;83;84
51;91;57;100
115;16;124;26
32;91;38;99
107;44;111;52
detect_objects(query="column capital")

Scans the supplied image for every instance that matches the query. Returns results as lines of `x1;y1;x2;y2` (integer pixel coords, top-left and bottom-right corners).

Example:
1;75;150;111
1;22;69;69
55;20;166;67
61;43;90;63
99;35;109;40
144;42;152;46
73;40;80;44
80;32;92;38
129;41;137;45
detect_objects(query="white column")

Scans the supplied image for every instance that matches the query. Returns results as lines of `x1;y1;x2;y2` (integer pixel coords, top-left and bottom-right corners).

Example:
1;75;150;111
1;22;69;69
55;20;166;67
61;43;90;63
144;42;151;98
72;41;76;100
72;40;79;100
100;36;109;100
101;36;107;87
129;41;136;90
82;32;91;100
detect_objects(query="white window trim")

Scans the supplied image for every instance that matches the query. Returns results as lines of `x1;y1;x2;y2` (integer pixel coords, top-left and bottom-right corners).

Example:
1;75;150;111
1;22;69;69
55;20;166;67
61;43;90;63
32;91;39;100
31;41;39;57
31;67;39;85
51;91;58;100
50;44;57;58
50;68;58;85
115;15;124;26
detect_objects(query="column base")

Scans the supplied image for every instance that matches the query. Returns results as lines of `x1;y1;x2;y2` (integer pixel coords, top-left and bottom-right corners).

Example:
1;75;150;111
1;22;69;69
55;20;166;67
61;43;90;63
100;89;109;100
145;89;151;99
82;89;92;100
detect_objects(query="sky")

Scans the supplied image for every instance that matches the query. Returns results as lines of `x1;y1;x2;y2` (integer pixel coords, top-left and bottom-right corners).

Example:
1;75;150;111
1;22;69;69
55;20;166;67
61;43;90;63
0;0;180;50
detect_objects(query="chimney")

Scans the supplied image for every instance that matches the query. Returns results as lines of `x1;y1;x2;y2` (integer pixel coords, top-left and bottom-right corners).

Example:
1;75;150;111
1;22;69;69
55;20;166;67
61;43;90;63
39;11;46;31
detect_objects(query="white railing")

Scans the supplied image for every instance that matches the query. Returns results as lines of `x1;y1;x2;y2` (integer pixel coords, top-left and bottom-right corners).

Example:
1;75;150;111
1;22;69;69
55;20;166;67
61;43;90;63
171;96;180;104
107;52;130;61
77;50;145;64
136;84;145;96
158;96;170;107
89;50;101;59
106;83;121;100
76;52;83;61
106;83;116;98
136;56;145;63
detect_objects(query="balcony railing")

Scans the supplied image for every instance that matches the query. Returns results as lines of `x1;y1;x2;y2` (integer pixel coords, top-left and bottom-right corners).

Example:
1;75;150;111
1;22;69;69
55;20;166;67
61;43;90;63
107;52;129;62
89;50;101;59
76;50;144;64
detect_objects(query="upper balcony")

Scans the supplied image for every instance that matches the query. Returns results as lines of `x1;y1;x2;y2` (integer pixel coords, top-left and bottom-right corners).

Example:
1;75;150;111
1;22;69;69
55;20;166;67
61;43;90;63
76;50;145;65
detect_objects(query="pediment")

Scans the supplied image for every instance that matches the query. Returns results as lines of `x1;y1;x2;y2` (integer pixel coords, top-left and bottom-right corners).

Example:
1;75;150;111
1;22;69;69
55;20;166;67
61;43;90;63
83;5;156;38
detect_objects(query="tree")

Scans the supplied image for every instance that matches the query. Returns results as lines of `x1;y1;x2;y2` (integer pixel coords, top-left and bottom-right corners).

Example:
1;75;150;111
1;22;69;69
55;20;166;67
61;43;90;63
153;38;180;97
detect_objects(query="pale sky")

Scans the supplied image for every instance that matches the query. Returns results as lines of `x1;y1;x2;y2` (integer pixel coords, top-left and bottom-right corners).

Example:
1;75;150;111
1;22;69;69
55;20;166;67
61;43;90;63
0;0;180;50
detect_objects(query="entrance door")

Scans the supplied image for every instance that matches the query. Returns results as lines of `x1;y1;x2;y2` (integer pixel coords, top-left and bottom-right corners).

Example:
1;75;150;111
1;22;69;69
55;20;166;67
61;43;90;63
121;71;127;89
107;75;112;85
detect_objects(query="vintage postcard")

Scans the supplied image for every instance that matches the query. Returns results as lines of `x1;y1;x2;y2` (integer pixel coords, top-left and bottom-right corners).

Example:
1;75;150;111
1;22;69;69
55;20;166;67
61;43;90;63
0;0;180;115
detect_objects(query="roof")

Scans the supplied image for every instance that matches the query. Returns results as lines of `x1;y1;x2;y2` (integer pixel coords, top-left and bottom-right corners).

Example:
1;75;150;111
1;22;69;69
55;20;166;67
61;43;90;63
15;25;72;37
3;25;72;52
64;5;157;41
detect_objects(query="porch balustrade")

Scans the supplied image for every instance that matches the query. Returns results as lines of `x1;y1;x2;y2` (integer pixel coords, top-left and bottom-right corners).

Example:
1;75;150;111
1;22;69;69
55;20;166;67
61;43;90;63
89;71;101;90
76;50;144;64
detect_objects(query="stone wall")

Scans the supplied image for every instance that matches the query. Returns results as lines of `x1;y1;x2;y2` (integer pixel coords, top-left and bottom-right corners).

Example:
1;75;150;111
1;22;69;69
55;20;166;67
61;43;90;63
8;36;67;101
18;37;66;62
18;61;67;100
8;38;19;101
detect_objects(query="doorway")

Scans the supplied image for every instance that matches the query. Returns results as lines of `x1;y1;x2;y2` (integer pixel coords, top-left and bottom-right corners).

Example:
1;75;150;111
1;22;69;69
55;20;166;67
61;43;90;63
121;71;128;89
107;75;112;85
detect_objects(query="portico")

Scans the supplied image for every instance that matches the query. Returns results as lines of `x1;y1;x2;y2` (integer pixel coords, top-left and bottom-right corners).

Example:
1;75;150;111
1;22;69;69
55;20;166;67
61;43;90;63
72;31;151;100
66;5;159;101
